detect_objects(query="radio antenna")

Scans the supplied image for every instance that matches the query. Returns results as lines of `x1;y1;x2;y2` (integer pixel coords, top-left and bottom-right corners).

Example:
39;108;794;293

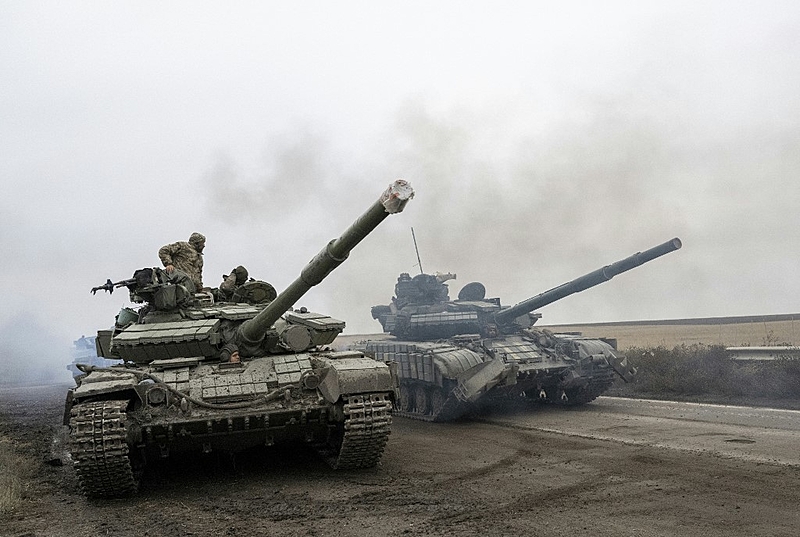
411;227;424;274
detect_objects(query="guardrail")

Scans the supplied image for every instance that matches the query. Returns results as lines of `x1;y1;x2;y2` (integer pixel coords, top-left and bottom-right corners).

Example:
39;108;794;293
726;346;800;361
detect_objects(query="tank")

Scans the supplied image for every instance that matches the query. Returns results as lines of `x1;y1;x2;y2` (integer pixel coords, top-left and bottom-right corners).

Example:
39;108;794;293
63;180;414;497
67;335;120;378
366;238;682;421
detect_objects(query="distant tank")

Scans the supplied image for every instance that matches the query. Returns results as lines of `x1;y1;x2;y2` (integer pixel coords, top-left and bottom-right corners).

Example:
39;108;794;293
367;238;681;421
67;335;120;378
64;180;414;497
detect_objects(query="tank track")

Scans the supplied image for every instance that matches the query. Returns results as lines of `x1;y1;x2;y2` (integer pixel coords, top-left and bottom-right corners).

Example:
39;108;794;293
322;393;392;469
69;400;139;497
392;381;463;423
392;408;438;422
556;377;616;406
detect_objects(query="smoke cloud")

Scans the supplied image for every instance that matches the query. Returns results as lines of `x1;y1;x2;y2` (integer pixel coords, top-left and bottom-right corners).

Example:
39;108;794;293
0;313;73;387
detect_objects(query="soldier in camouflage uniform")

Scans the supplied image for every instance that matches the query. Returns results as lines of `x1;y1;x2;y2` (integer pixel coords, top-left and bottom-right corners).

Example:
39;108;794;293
214;265;249;302
158;232;206;290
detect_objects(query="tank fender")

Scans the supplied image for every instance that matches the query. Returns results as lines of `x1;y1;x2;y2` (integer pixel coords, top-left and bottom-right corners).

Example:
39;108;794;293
312;353;394;403
607;353;637;383
453;356;512;403
571;339;637;383
72;369;140;400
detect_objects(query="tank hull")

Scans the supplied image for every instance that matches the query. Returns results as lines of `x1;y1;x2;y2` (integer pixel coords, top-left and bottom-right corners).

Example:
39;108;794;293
366;333;631;421
67;351;394;497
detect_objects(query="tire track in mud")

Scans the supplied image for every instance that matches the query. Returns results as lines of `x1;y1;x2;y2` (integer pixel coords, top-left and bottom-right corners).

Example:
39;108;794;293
436;445;537;484
404;434;629;535
6;386;800;537
336;427;548;535
349;423;602;534
474;411;800;468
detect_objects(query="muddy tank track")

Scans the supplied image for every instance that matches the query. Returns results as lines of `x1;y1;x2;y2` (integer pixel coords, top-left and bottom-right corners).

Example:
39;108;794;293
391;380;463;423
69;400;140;497
554;376;616;406
320;393;393;469
523;370;617;407
391;408;441;422
395;373;618;420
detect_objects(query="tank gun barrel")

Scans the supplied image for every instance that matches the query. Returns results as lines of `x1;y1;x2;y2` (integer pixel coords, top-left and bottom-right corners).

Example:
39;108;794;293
494;237;682;325
237;180;415;345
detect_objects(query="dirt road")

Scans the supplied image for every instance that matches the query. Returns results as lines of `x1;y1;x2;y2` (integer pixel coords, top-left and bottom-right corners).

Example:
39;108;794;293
1;384;799;537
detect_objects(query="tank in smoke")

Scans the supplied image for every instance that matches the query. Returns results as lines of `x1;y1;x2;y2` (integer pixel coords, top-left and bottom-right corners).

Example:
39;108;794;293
67;335;120;378
367;238;682;421
64;180;414;497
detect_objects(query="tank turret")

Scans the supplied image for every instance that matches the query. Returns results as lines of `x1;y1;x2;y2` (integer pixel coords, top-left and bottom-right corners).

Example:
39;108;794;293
66;180;414;497
365;237;682;421
374;238;681;340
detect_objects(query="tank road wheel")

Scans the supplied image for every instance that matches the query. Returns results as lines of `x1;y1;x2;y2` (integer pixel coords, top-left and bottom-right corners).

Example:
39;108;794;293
69;400;141;497
429;387;446;419
319;393;393;469
414;384;429;415
397;382;414;412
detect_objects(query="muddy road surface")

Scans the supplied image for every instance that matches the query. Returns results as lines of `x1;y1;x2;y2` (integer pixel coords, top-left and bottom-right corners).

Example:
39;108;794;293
1;384;799;537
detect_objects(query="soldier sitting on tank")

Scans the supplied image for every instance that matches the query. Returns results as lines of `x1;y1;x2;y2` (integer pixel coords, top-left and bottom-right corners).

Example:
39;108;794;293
212;265;250;302
158;232;206;291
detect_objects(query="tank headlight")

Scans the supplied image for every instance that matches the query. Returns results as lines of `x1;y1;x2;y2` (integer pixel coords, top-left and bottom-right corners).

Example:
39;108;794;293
147;386;167;405
303;372;321;390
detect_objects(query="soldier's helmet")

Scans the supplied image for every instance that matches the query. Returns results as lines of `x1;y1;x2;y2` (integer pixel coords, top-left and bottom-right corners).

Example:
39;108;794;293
189;232;206;249
232;266;249;285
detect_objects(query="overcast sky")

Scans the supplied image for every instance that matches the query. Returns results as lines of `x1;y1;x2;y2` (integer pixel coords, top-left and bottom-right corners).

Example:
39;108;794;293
2;1;799;383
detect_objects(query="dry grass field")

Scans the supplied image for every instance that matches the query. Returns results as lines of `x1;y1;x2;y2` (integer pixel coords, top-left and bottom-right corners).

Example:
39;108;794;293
542;313;800;350
0;434;35;517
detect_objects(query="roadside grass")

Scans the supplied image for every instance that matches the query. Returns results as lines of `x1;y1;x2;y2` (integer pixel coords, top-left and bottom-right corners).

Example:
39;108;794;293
0;436;35;518
610;344;800;407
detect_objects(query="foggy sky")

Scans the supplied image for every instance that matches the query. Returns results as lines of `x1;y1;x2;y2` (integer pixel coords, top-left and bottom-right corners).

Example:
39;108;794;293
2;1;799;384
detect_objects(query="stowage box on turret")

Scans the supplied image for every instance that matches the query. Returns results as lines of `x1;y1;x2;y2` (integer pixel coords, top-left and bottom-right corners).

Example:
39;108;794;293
64;180;414;497
367;238;681;421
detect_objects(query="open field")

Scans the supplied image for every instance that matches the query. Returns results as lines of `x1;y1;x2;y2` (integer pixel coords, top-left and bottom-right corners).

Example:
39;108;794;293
541;313;800;350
